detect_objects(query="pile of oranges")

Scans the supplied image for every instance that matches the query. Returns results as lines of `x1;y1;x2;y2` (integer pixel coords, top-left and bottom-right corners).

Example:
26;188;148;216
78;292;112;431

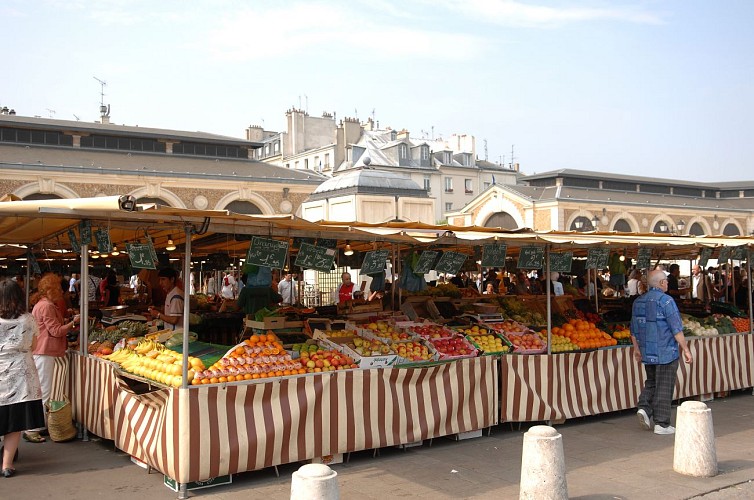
191;332;306;385
551;319;617;350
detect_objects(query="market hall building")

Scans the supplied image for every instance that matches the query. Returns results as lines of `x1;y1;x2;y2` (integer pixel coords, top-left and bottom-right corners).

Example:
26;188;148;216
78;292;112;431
447;169;754;237
0;113;326;215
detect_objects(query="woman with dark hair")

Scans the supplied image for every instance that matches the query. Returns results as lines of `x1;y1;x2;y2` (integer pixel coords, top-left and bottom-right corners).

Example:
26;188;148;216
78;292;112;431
28;273;79;443
0;279;46;477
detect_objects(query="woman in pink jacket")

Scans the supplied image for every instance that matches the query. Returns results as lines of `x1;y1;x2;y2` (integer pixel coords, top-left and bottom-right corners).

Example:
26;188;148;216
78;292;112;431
27;274;79;443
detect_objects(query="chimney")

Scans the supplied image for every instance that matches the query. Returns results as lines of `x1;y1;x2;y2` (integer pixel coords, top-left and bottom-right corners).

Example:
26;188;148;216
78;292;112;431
514;163;520;172
246;125;264;142
397;129;410;140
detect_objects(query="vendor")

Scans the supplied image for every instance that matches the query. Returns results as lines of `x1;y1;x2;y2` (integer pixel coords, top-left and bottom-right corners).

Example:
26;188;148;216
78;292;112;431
148;268;184;331
334;272;355;304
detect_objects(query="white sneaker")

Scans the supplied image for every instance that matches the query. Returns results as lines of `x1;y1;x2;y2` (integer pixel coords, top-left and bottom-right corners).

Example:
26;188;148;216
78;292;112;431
637;409;651;431
654;425;675;435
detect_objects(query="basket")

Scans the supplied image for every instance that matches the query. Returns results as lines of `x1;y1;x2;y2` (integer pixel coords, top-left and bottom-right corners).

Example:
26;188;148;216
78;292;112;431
46;398;77;442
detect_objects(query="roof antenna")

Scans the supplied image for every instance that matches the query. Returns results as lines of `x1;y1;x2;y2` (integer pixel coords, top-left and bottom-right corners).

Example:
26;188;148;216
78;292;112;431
93;76;110;123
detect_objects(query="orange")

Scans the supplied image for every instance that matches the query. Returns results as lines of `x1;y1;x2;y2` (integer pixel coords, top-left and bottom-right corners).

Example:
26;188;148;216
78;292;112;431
283;369;291;376
298;368;306;374
275;370;284;377
201;378;210;384
235;347;245;356
191;378;202;386
266;333;276;342
249;335;260;344
209;377;219;384
259;372;268;378
244;373;253;380
218;376;227;383
251;373;260;379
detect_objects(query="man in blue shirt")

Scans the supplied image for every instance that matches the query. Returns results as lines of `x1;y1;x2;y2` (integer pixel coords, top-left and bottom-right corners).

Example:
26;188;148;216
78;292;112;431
630;269;692;435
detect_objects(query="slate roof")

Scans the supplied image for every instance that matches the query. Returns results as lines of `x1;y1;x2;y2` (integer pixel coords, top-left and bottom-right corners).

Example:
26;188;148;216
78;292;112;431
307;168;429;200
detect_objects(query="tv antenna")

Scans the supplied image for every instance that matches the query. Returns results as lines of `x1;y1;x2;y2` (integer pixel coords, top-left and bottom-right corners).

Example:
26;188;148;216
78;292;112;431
45;108;56;118
483;139;488;161
73;114;81;121
93;76;110;119
510;144;516;168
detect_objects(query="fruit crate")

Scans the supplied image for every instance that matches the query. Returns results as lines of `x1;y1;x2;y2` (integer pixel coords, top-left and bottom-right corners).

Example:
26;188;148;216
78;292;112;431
404;323;457;340
502;331;547;354
427;336;478;360
465;333;513;355
392;339;439;365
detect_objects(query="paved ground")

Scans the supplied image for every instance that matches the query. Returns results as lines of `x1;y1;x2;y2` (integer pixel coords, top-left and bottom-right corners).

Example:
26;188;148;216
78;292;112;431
3;390;754;499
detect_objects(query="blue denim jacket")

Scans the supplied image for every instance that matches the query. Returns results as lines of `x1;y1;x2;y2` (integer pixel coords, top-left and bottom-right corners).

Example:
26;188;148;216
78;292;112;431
630;287;684;365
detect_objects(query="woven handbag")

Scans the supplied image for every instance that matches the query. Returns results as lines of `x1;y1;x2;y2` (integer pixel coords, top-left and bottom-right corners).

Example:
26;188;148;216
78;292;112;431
46;398;77;442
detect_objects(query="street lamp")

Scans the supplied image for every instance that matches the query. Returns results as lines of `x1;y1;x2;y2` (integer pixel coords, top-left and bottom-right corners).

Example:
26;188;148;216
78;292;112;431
590;215;600;229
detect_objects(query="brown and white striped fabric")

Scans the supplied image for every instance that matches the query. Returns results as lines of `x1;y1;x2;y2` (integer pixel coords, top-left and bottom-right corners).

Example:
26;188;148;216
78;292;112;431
63;353;498;483
501;334;754;422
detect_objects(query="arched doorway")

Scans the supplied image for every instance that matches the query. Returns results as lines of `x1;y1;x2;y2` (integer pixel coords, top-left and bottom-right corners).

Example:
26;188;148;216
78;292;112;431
23;193;63;201
569;216;595;231
723;224;740;236
688;222;705;236
484;211;518;229
613;219;632;232
225;200;263;215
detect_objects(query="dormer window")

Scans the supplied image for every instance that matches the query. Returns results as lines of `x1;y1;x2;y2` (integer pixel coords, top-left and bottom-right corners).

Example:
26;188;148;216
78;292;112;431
444;152;451;164
391;130;397;141
421;146;429;160
400;144;408;159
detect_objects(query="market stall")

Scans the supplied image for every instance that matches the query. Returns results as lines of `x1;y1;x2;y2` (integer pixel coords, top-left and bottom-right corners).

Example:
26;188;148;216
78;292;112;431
2;196;753;495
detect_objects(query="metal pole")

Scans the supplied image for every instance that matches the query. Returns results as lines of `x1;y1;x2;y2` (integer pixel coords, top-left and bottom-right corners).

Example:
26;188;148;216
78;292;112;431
746;248;754;333
24;255;31;309
181;225;191;388
80;250;89;354
545;245;552;355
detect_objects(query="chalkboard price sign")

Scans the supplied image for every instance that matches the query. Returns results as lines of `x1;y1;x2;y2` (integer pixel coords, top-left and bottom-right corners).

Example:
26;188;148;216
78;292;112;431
586;247;609;270
67;229;81;254
126;243;156;270
718;246;731;263
27;250;41;275
295;243;336;272
482;244;507;267
517;246;544;269
94;227;112;253
79;220;92;246
549;252;573;273
636;247;652;269
732;245;748;261
698;247;713;268
414;250;438;274
360;249;390;275
435;251;467;275
246;237;288;269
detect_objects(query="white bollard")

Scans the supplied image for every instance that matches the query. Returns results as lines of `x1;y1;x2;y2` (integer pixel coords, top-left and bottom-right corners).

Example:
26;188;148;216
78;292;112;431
519;425;568;500
674;401;717;477
291;463;340;500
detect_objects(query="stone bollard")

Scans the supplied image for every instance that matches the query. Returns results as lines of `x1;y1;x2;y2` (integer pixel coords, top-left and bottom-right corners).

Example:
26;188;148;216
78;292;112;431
519;425;568;500
674;401;717;477
291;463;340;500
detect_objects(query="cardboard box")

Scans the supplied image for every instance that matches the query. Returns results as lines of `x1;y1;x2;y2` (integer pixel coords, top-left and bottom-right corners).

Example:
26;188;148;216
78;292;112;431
164;474;232;492
246;316;286;329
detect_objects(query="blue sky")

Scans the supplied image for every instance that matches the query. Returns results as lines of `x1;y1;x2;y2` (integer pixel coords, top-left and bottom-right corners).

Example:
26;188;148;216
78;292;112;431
2;0;753;181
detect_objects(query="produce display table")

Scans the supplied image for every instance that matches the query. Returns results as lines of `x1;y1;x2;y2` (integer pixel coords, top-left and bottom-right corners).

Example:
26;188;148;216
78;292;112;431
500;333;754;422
60;352;498;484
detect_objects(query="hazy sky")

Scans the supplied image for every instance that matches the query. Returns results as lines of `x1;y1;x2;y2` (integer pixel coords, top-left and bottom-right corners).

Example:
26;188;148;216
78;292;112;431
3;0;753;181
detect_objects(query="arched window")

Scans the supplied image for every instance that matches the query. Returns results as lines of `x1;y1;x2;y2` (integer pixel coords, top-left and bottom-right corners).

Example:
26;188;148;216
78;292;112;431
723;224;740;236
688;222;705;236
613;219;632;232
653;221;671;234
137;197;170;206
225;200;263;215
484;212;518;229
569;216;595;231
22;193;63;201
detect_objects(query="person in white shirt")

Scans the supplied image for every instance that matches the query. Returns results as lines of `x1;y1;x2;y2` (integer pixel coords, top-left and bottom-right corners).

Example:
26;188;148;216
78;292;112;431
277;273;298;305
626;269;642;296
550;272;565;296
220;272;236;299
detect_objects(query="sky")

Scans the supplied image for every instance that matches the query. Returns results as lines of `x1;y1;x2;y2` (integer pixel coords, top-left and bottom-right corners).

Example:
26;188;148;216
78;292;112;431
2;0;753;181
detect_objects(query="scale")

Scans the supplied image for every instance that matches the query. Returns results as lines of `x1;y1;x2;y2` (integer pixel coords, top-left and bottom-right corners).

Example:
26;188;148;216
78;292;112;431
99;305;148;325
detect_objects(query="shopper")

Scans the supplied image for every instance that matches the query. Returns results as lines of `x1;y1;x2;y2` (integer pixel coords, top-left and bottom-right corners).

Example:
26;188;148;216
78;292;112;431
277;273;298;305
29;273;80;443
334;272;355;304
626;269;642;296
0;279;46;477
220;271;237;299
631;269;692;435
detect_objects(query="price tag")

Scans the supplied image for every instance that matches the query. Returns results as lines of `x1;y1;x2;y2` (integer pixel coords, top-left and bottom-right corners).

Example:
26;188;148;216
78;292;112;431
360;249;390;275
435;252;467;275
481;244;507;267
636;247;652;269
698;247;713;268
246;237;288;269
94;227;112;253
79;220;92;246
414;251;438;274
517;246;544;269
586;247;609;270
294;243;336;272
67;229;81;254
126;243;157;270
549;252;573;273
